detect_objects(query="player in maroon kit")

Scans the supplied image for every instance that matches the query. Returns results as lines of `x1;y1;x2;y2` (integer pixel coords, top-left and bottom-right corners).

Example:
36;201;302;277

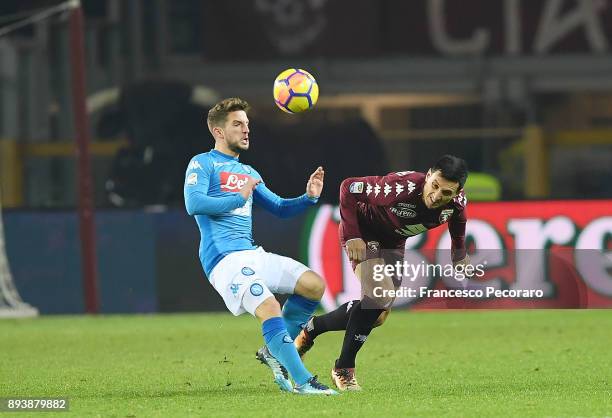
294;155;470;391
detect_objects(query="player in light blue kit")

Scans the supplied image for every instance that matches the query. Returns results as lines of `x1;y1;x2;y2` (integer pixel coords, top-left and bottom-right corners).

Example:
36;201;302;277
184;98;336;395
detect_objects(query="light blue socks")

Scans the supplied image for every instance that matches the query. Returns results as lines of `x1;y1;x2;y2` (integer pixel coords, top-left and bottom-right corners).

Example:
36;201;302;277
262;317;312;385
282;294;319;339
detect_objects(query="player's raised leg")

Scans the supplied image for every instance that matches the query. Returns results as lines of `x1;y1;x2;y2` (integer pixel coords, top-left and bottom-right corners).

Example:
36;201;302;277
296;301;389;358
252;291;336;395
282;270;324;339
295;257;391;360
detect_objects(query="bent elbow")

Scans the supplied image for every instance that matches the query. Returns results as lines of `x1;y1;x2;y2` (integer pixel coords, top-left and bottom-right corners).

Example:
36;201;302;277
185;200;197;216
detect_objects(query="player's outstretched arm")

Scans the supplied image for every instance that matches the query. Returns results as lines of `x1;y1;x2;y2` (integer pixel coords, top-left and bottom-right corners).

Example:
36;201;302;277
253;167;323;218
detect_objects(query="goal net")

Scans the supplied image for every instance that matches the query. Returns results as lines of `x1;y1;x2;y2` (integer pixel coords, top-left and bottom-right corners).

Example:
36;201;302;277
0;189;38;318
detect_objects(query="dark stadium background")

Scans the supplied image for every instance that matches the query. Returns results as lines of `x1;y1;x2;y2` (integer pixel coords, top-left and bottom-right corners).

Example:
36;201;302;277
0;0;611;314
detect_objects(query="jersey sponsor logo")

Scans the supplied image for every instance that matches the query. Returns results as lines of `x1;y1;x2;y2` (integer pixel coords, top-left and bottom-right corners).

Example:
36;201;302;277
407;181;416;194
383;183;392;197
349;181;364;194
241;267;255;276
366;183;373;195
397;202;416;209
439;209;454;224
395;223;428;237
187;172;198;185
250;283;264;296
395;171;414;176
220;172;251;192
213;161;232;167
390;206;417;218
188;160;202;170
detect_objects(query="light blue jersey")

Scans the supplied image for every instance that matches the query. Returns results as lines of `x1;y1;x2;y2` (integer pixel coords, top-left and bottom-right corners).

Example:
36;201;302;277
184;149;318;277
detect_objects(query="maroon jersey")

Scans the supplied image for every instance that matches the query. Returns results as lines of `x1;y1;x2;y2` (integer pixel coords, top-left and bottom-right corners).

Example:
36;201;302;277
339;171;467;261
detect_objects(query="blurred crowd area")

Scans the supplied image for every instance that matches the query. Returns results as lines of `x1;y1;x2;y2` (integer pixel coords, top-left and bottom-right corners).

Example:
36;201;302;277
0;0;611;208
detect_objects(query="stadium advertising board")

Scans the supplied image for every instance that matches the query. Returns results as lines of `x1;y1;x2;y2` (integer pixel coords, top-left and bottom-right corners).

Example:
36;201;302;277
305;200;612;311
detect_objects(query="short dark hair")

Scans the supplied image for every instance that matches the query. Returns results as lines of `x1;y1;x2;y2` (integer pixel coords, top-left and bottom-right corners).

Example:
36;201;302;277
207;97;250;130
432;155;468;189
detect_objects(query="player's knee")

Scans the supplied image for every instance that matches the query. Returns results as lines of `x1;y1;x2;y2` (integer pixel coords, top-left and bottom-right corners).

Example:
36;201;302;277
254;297;281;321
373;310;390;328
307;274;326;299
295;271;325;300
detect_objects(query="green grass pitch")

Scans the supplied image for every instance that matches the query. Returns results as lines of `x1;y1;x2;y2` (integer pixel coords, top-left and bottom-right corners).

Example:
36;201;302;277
2;310;611;417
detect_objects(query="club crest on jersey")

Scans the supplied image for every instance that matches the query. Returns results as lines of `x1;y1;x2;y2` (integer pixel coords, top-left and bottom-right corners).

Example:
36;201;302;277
349;181;364;194
220;172;251;192
390;206;417;218
439;209;454;223
367;241;380;254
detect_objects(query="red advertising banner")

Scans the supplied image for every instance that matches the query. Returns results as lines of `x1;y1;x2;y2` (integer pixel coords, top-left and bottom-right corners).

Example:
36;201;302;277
305;201;612;311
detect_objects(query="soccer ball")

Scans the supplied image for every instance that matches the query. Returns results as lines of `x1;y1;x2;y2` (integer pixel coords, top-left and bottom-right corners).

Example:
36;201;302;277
273;68;319;114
